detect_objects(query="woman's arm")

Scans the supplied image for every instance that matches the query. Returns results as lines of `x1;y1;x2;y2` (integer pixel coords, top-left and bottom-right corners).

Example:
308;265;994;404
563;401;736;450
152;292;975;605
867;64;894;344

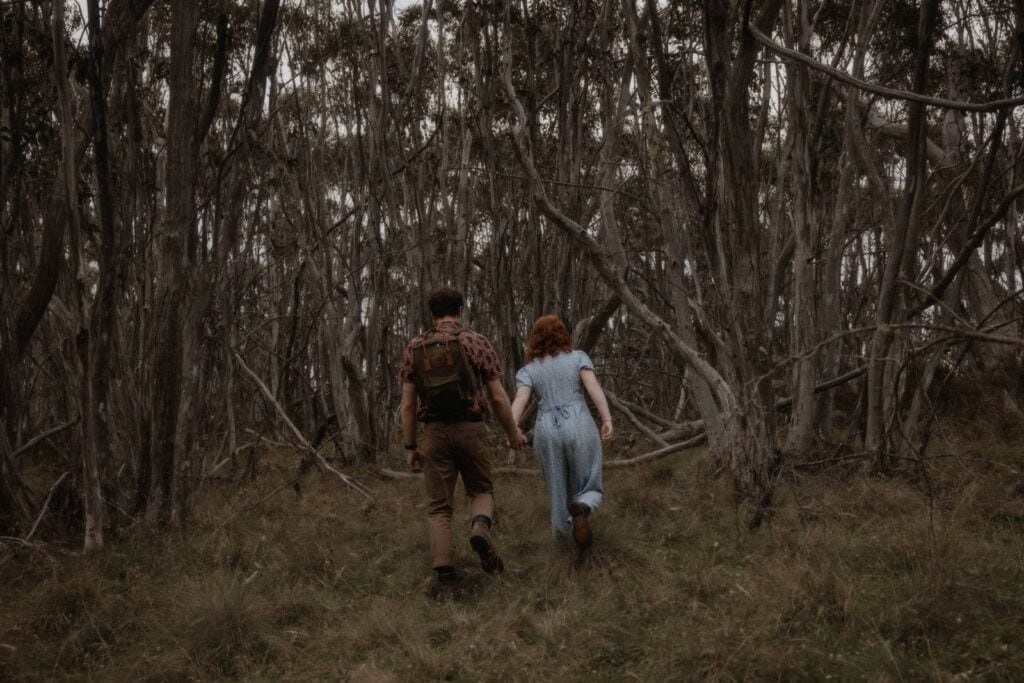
511;385;533;424
580;369;614;441
485;379;528;449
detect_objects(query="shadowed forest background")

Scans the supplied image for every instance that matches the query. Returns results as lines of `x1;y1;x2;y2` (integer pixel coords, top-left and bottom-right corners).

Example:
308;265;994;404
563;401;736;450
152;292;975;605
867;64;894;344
2;0;1023;678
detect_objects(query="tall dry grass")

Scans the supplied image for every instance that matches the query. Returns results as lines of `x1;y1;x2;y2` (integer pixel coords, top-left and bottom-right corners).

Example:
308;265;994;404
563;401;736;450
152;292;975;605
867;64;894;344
2;438;1022;681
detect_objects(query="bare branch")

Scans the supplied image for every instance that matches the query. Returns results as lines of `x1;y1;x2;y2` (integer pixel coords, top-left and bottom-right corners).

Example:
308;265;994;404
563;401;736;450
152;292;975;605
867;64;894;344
499;60;740;416
13;417;80;461
232;349;372;500
750;25;1024;112
605;390;670;447
25;472;69;542
606;432;707;468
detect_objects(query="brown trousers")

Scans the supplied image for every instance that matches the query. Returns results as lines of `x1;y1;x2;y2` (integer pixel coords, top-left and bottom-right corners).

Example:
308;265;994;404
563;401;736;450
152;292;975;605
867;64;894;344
419;421;494;567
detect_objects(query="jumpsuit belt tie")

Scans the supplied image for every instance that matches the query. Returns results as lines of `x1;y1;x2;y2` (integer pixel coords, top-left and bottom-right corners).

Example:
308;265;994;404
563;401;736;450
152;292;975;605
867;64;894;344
541;403;575;428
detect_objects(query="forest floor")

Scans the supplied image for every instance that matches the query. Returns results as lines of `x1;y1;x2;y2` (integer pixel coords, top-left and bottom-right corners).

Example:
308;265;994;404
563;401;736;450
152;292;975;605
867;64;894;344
2;432;1023;681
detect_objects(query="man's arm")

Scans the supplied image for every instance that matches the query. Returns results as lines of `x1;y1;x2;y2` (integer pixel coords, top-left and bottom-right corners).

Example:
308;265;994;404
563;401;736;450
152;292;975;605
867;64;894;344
511;385;532;424
399;382;422;470
485;378;527;448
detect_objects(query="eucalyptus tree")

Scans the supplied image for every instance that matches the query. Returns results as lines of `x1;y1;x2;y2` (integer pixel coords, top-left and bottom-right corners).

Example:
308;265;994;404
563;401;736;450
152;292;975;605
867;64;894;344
1;0;1021;546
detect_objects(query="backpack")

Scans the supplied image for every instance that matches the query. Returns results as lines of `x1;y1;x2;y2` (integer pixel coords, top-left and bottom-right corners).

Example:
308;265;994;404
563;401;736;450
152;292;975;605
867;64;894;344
411;327;481;417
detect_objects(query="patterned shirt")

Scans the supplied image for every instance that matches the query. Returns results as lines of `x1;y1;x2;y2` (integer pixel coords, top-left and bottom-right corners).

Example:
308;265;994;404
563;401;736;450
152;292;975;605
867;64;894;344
399;320;502;420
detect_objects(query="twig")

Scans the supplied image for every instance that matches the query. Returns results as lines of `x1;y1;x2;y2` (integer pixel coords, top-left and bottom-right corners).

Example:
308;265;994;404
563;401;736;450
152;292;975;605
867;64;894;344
606;391;669;447
13;417;80;461
446;166;646;205
603;389;691;432
748;319;1024;407
605;432;707;468
0;536;40;548
777;365;868;409
893;453;1024;475
380;468;421;480
208;441;258;475
24;471;69;542
382;432;708;480
380;465;542;480
243;429;293;451
882;322;1024;347
231;349;372;500
908;184;1024;316
493;466;545;476
792;451;870;469
220;476;303;525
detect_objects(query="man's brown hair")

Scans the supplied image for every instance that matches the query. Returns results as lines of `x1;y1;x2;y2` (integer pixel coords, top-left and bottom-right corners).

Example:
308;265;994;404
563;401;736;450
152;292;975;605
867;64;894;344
427;287;464;319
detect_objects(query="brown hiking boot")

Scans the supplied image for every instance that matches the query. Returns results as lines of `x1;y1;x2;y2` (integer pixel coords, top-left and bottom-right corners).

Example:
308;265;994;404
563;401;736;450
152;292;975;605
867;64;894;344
428;570;462;602
568;501;592;550
469;516;504;574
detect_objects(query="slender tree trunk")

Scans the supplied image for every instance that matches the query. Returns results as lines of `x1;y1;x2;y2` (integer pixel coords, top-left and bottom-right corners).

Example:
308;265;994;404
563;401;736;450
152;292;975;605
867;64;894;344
782;0;818;458
865;0;939;461
150;0;198;526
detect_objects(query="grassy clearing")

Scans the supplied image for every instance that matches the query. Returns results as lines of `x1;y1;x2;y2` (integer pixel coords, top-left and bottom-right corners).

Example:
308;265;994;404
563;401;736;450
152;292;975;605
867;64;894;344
2;439;1023;681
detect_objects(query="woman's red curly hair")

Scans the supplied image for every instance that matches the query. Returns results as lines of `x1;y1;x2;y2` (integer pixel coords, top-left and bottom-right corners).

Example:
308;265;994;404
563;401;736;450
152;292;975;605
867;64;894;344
525;314;572;363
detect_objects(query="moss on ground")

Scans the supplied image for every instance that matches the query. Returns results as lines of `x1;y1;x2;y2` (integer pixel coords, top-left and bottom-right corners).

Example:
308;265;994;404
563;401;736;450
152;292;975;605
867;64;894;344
2;440;1023;681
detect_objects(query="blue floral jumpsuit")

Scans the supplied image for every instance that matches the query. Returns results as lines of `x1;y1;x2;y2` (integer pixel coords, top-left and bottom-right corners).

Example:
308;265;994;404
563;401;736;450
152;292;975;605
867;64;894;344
516;350;604;536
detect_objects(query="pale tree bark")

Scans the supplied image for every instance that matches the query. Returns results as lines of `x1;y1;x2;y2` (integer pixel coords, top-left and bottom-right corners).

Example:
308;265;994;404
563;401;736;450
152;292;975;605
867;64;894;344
865;0;940;461
4;0;1022;547
699;0;785;512
594;0;633;282
899;280;966;455
781;0;818;458
502;65;794;509
622;0;724;444
520;0;545;321
149;0;198;526
213;0;281;476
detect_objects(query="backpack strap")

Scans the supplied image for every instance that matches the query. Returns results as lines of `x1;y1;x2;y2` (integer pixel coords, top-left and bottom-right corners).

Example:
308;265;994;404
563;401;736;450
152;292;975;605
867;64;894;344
449;326;481;389
417;332;436;371
442;326;461;367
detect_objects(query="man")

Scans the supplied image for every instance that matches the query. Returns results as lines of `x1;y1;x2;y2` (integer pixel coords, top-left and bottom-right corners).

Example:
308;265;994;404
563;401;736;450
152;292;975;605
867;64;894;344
399;286;527;600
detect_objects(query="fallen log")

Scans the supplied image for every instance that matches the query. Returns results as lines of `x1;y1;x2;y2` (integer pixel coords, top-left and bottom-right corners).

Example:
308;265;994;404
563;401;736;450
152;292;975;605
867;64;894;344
379;431;709;479
606;391;669;447
380;465;543;480
605;432;707;468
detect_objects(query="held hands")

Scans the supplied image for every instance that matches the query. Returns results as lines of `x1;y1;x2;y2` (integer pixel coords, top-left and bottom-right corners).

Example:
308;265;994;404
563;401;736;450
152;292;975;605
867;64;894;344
600;420;614;442
507;426;528;450
405;449;423;472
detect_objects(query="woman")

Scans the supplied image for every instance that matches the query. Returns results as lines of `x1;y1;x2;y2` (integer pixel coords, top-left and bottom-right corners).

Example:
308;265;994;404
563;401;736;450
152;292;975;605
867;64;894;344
511;315;613;550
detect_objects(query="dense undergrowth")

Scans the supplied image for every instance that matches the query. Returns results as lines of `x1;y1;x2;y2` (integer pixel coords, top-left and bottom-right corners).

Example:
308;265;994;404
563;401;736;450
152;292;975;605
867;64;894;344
2;433;1023;681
